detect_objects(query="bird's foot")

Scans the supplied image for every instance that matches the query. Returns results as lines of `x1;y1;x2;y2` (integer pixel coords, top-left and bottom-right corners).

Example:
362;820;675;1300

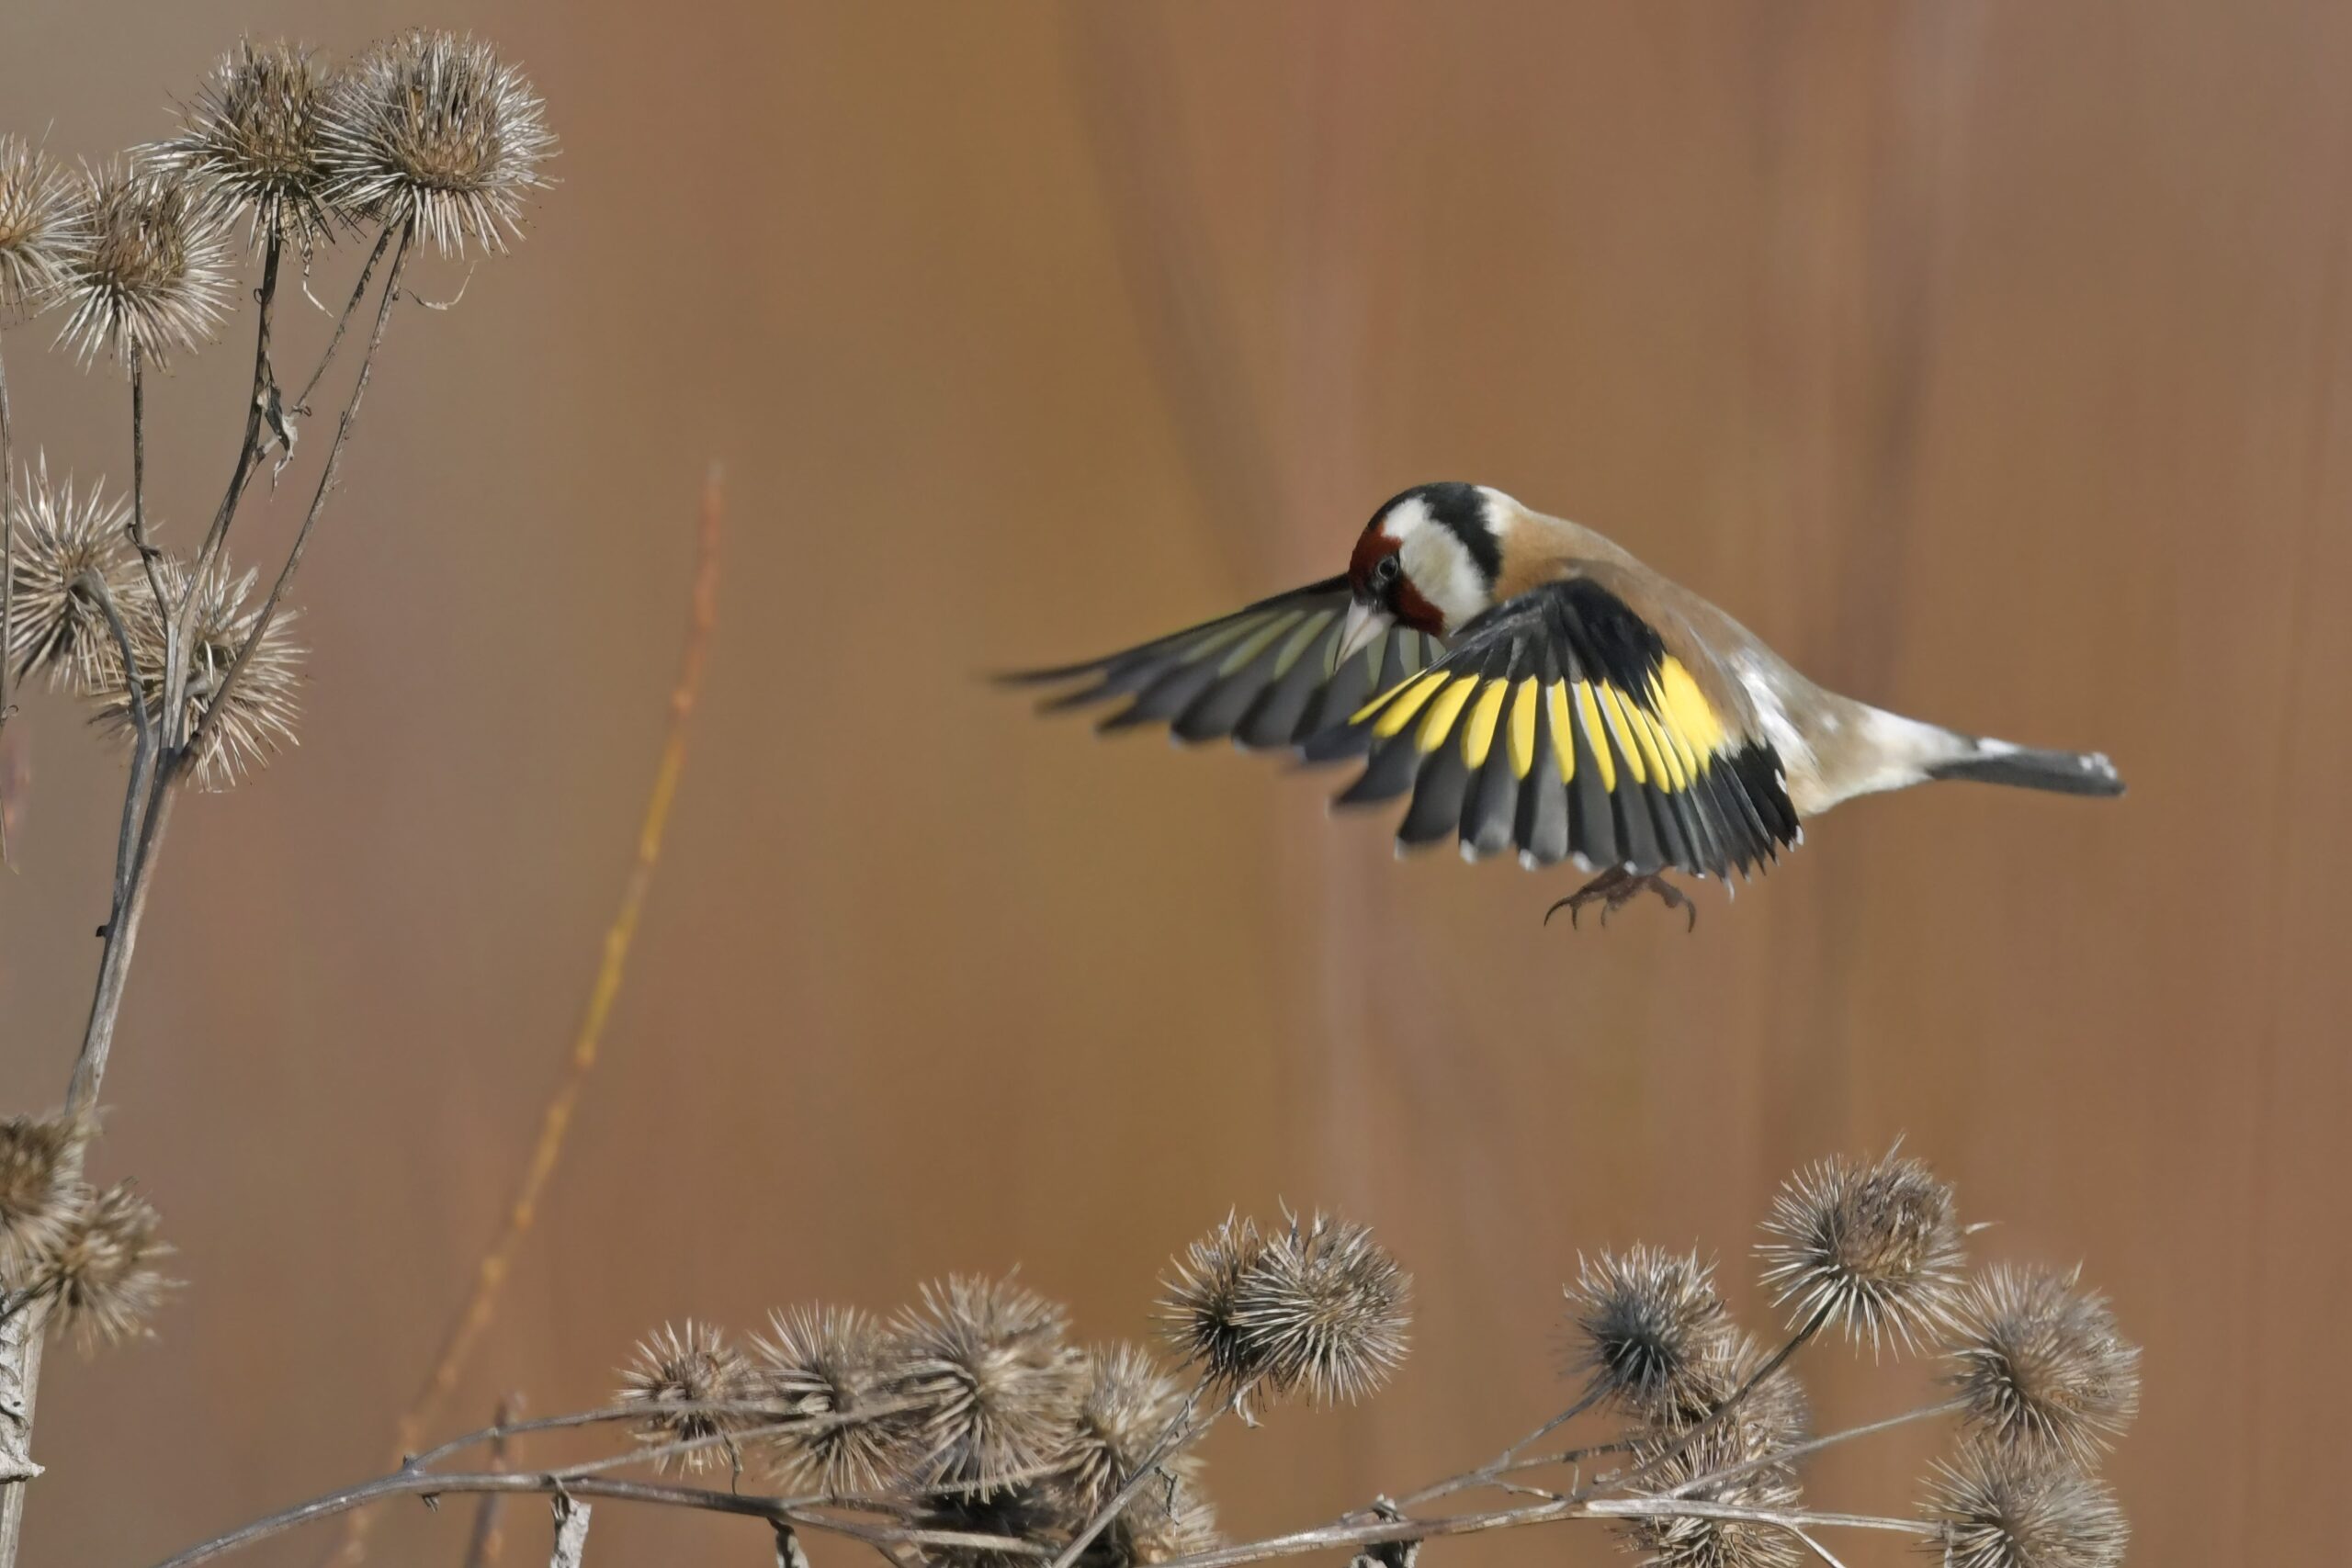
1544;868;1696;931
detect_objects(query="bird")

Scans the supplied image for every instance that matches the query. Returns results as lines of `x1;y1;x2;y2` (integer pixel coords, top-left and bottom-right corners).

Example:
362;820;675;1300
1004;482;2123;926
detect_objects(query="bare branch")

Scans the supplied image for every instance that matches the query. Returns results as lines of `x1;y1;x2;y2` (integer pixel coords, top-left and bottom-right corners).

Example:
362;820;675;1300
149;1472;1047;1568
186;221;413;772
547;1496;590;1568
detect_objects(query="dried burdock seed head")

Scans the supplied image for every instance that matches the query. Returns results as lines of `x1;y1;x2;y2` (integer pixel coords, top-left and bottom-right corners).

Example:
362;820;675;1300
54;157;232;369
1618;1419;1804;1568
6;457;138;694
1649;1331;1811;1454
35;1179;174;1351
1757;1145;1965;1355
1924;1443;2128;1568
616;1320;756;1474
1227;1210;1411;1406
93;557;304;790
1162;1212;1270;1386
0;1111;85;1279
320;29;555;257
1064;1342;1200;1517
752;1304;906;1495
1564;1246;1732;1421
1946;1264;2141;1468
893;1273;1087;1492
0;135;78;323
1105;1474;1220;1568
156;38;344;254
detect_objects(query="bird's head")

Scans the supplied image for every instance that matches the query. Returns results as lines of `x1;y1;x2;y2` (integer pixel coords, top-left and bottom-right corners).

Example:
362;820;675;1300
1338;481;1509;662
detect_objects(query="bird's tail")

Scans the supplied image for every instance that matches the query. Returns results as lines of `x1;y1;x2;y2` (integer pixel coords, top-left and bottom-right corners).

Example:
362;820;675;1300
1926;738;2125;797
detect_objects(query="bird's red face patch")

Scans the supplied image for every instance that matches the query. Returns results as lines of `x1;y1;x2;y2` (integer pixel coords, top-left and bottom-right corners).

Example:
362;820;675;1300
1350;529;1445;634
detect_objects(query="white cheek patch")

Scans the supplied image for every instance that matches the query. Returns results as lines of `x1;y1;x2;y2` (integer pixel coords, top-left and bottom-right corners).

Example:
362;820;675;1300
1393;524;1489;633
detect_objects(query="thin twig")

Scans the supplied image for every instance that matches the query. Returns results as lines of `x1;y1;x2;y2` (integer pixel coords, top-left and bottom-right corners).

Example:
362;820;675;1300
1663;1398;1963;1501
1577;1497;1933;1537
335;467;727;1565
458;1396;520;1568
292;226;392;418
187;223;413;772
75;570;153;920
413;1398;787;1475
153;1472;1048;1568
125;344;169;619
1792;1526;1852;1568
1379;1386;1608;1513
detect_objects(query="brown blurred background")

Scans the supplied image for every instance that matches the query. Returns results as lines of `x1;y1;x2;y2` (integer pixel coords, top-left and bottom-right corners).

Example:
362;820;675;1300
1;0;2344;1562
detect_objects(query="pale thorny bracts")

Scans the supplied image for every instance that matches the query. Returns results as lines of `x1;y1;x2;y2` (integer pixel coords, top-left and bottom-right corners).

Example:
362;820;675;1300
156;39;347;256
893;1275;1089;1493
318;30;555;258
1563;1246;1734;1423
9;1179;174;1354
0;140;77;324
0;1115;84;1278
53;157;233;369
1925;1441;2129;1568
1756;1144;1967;1353
753;1304;906;1495
1945;1264;2142;1468
616;1322;755;1475
4;457;140;694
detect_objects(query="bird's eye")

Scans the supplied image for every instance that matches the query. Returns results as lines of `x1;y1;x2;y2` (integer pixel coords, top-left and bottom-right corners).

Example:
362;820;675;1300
1371;555;1402;590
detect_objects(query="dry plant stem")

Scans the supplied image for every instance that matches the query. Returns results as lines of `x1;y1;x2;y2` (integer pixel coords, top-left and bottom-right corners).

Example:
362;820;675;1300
458;1398;518;1568
334;469;728;1567
1791;1527;1849;1568
1660;1398;1963;1500
161;1390;1978;1568
1379;1385;1608;1513
127;347;167;608
548;1495;590;1568
292;227;392;417
78;571;155;917
154;1473;1049;1568
413;1400;777;1472
0;658;178;1567
1047;1378;1227;1568
188;230;286;587
189;222;413;765
1577;1498;1933;1537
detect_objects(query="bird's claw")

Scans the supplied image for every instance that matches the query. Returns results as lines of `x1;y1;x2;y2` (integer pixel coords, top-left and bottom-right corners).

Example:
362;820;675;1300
1544;868;1696;931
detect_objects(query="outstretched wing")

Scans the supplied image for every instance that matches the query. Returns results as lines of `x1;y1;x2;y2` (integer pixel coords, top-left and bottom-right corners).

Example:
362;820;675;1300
1004;576;1449;749
1302;576;1799;878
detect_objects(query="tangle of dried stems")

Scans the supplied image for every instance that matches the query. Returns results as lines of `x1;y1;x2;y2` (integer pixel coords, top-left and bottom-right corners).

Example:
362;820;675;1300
152;1156;2137;1568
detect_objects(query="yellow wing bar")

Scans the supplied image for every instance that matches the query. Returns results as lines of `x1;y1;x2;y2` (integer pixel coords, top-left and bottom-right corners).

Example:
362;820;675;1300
1351;656;1732;793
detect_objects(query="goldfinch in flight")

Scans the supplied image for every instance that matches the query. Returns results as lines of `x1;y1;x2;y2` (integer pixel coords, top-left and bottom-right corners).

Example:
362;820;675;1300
1009;483;2122;925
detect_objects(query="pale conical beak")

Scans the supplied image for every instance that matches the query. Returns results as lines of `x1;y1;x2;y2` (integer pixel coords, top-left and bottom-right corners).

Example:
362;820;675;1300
1329;600;1393;674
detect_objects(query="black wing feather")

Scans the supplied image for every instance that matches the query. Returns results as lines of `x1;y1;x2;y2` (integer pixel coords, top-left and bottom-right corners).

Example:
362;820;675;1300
1007;578;1440;752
